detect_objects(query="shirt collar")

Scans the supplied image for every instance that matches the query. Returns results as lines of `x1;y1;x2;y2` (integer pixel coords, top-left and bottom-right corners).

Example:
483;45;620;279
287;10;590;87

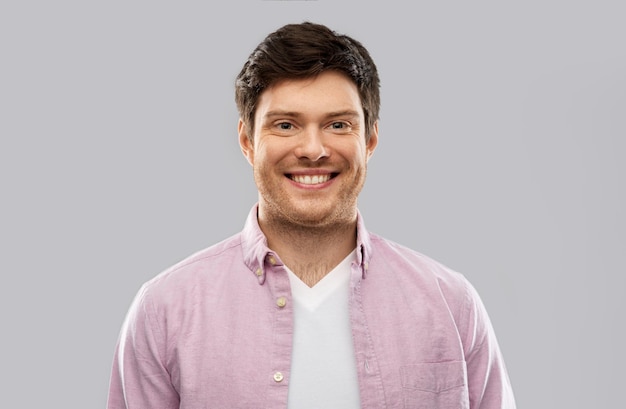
240;204;373;285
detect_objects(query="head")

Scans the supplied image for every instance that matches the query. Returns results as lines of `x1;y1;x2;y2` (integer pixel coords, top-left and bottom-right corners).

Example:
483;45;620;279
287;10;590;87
235;22;380;141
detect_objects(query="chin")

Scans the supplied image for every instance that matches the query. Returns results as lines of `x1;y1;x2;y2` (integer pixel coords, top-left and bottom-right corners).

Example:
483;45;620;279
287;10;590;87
287;203;355;227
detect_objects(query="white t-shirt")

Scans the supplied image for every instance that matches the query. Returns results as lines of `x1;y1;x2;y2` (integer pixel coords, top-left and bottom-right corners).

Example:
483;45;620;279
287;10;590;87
286;250;361;409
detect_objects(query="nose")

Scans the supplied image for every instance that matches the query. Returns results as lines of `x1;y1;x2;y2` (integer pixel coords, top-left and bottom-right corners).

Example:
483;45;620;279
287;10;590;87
294;127;329;161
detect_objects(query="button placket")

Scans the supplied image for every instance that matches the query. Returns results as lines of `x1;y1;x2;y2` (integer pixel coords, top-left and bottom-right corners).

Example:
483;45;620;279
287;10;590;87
265;252;291;405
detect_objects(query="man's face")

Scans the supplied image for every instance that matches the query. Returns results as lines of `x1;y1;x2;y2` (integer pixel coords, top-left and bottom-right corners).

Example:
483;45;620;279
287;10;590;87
239;70;378;229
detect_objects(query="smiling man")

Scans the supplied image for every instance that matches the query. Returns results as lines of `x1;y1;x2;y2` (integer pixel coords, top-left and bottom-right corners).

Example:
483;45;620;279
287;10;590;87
107;22;516;409
239;69;376;288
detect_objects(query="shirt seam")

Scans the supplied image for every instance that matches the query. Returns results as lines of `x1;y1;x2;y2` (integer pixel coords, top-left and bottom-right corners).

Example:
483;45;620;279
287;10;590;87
143;287;173;385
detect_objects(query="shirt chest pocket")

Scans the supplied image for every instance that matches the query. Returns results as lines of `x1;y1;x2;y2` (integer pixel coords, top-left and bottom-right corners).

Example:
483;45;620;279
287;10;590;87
400;361;469;409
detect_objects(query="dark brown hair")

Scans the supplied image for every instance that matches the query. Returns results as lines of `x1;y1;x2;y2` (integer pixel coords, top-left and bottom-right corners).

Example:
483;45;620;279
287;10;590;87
235;22;380;140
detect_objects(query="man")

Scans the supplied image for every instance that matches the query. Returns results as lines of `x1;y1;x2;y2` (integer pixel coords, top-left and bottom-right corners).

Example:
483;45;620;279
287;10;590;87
107;22;516;408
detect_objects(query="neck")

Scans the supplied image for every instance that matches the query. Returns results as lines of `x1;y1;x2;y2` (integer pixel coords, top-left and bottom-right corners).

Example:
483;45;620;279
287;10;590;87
258;209;357;287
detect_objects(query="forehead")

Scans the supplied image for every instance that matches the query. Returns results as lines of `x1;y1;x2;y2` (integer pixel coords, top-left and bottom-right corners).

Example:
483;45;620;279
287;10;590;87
255;71;363;120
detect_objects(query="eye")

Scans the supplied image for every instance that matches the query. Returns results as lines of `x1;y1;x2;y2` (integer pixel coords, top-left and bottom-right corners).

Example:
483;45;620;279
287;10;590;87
328;121;352;132
277;122;293;130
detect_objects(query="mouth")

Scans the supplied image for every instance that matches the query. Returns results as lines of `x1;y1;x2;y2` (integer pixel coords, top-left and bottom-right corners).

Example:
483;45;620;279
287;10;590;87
287;173;337;185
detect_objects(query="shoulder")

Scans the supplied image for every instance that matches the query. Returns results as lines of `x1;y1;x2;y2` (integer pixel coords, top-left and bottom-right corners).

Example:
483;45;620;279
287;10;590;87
367;233;476;313
368;233;494;342
137;232;246;303
369;233;471;288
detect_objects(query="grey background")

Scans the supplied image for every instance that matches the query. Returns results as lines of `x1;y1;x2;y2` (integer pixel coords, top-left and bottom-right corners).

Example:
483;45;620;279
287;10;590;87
1;1;624;408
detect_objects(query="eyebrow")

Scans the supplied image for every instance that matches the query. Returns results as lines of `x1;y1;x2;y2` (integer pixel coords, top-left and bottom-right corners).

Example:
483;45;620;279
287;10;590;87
263;110;300;119
263;110;361;120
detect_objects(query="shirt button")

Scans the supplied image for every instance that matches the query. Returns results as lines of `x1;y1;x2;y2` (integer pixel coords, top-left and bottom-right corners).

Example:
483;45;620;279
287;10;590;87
273;372;284;382
276;297;287;308
268;255;277;265
255;268;262;276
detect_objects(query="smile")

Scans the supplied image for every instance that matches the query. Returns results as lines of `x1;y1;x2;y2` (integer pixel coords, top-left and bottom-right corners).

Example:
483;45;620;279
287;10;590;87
288;174;335;185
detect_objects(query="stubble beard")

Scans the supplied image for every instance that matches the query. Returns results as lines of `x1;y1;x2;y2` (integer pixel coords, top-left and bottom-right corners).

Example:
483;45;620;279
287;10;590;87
255;164;366;236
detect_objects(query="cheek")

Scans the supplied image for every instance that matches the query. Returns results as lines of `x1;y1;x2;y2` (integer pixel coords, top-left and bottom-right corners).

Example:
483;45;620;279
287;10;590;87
257;143;293;166
253;150;282;177
344;148;369;168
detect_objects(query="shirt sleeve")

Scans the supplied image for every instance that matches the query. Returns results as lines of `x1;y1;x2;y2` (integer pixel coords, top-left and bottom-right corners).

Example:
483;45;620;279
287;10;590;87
460;281;517;409
107;285;180;409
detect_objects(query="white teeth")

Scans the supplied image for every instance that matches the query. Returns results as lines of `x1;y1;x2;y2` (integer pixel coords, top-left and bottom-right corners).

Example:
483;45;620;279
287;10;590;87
291;174;331;185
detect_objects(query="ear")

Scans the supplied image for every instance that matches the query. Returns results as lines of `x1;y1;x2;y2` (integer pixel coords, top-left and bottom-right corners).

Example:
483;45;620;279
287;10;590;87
365;121;379;161
238;119;254;166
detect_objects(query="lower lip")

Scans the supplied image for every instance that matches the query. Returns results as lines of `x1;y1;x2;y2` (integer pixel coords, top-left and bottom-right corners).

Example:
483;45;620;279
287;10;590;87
286;176;335;190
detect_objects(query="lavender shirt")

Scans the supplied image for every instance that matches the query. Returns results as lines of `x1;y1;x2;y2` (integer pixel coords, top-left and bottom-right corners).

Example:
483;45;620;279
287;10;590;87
107;205;516;408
